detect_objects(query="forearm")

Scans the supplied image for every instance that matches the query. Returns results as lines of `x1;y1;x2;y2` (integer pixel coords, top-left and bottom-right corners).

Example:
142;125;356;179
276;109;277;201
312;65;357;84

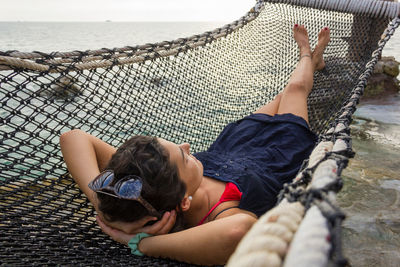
60;129;116;207
139;214;256;265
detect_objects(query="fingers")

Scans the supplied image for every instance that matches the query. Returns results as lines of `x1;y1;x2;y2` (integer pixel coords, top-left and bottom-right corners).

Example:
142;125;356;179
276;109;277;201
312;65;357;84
141;210;176;235
98;214;158;235
135;216;158;231
97;215;118;238
141;210;172;234
157;210;177;234
96;216;134;245
96;210;177;241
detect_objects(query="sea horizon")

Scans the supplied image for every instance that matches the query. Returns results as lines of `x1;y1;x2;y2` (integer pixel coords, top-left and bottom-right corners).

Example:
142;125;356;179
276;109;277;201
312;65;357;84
0;20;227;23
0;21;228;53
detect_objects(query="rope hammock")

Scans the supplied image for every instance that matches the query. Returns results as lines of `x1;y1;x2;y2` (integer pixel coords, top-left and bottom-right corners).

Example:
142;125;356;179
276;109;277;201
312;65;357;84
1;0;399;265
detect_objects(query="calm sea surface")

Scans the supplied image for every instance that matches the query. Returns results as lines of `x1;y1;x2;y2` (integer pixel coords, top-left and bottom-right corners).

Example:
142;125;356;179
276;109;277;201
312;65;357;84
1;22;399;266
0;22;226;52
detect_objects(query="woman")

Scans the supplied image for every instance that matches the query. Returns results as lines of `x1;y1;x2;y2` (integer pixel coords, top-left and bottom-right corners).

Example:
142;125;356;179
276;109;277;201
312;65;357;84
60;25;330;265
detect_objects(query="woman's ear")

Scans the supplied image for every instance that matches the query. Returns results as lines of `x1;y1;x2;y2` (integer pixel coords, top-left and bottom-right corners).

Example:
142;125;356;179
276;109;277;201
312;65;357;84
180;195;192;211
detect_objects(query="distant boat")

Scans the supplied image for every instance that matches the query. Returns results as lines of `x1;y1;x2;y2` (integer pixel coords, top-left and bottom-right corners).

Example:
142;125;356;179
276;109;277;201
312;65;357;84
106;20;112;22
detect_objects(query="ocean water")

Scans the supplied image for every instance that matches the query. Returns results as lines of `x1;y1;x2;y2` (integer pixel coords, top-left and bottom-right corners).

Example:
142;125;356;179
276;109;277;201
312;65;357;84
0;22;226;53
1;21;400;266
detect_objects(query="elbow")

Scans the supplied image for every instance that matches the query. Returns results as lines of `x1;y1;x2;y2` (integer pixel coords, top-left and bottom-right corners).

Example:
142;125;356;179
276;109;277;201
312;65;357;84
60;129;83;144
59;129;85;150
221;214;255;264
228;226;247;246
214;214;255;265
226;214;254;246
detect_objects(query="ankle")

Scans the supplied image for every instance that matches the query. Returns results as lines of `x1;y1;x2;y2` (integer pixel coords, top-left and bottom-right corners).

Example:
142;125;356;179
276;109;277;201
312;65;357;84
299;46;311;56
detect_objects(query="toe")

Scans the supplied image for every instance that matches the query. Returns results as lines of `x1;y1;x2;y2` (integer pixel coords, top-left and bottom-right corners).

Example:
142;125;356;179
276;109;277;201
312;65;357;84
320;27;330;36
318;27;331;44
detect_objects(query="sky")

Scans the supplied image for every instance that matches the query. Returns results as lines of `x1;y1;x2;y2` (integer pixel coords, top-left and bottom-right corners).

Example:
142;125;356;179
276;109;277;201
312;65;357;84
0;0;256;22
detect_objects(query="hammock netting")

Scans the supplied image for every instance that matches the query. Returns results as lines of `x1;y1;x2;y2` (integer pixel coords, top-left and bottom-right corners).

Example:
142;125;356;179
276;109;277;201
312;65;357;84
1;0;399;265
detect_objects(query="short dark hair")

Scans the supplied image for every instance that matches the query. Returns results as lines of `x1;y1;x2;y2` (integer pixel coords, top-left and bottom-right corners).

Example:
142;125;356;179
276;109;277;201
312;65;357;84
97;135;187;231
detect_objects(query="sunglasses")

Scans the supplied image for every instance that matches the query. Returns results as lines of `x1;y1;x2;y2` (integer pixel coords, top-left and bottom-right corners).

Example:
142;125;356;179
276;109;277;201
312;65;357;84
88;170;160;218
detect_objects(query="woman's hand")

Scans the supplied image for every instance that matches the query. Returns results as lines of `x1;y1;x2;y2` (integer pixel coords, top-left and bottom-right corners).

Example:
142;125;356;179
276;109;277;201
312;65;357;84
96;210;177;243
97;215;134;245
141;210;177;235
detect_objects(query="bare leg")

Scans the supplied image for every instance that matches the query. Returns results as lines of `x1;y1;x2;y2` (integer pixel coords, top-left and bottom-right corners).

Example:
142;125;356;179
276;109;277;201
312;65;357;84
254;93;282;115
277;25;330;123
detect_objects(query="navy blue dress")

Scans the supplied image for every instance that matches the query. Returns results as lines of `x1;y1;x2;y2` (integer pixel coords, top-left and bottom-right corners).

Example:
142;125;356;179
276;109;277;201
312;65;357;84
193;113;317;217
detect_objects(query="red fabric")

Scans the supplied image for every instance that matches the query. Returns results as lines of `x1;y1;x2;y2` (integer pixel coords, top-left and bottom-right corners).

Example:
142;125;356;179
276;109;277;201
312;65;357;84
197;182;242;225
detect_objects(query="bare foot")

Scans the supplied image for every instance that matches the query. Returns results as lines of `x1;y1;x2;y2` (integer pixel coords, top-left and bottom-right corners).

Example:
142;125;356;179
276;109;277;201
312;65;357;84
312;27;331;70
293;24;312;57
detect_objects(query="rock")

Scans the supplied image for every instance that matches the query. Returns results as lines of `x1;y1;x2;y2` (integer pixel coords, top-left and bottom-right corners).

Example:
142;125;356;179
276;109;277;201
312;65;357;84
373;61;384;74
381;56;399;64
390;77;400;91
383;60;399;77
364;77;385;97
38;75;83;100
363;56;400;100
364;74;399;99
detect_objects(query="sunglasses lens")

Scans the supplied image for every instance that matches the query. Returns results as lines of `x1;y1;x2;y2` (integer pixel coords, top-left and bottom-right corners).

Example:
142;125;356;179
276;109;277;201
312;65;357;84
90;171;114;190
102;173;114;187
118;179;142;199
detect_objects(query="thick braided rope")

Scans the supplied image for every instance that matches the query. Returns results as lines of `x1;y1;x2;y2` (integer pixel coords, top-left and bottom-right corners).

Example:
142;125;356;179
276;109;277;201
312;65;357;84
227;201;305;267
228;16;400;267
268;0;400;18
283;206;331;266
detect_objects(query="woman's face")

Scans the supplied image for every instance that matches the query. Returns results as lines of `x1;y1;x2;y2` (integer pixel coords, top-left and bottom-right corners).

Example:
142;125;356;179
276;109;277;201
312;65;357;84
158;138;203;196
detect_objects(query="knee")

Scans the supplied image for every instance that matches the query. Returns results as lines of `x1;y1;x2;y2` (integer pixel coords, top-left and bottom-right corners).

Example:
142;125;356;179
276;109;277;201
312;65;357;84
274;93;283;101
284;82;308;96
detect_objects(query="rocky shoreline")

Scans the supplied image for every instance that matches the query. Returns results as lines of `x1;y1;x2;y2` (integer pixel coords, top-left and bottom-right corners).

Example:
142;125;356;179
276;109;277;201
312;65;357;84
364;56;400;98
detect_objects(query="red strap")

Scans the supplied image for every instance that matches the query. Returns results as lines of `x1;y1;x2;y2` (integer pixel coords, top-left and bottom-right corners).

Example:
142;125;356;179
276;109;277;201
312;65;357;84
197;182;242;226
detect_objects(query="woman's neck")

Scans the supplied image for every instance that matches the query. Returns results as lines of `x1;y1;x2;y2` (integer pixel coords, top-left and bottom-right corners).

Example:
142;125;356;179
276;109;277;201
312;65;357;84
183;176;226;227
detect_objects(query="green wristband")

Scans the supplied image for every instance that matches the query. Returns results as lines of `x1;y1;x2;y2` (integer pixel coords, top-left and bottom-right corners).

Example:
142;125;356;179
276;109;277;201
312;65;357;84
128;232;152;256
